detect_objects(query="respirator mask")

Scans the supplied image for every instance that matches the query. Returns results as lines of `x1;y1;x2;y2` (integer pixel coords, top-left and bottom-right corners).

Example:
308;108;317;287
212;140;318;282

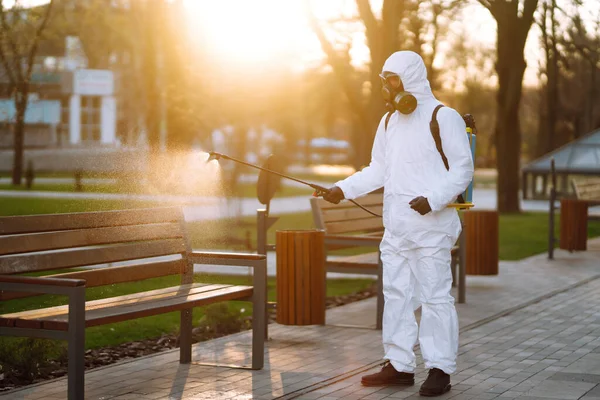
380;72;417;115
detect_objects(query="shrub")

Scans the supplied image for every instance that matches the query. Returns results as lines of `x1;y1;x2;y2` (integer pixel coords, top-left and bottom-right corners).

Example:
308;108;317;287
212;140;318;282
0;338;65;385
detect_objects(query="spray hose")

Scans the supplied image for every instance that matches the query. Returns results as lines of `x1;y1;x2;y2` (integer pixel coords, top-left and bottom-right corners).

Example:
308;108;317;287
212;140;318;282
207;152;382;218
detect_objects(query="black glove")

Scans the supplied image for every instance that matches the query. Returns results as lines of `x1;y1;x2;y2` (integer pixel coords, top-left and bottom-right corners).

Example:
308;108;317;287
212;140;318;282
322;186;345;204
409;196;432;215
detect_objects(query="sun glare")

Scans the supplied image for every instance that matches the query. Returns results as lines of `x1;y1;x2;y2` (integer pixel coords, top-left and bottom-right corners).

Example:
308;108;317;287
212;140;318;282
184;0;316;68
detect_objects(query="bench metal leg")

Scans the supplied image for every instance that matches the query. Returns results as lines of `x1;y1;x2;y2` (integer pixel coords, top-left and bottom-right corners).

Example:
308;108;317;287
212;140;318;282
458;225;466;304
68;287;85;400
257;208;267;340
180;309;193;363
251;260;266;370
189;259;267;370
376;250;384;330
451;252;457;287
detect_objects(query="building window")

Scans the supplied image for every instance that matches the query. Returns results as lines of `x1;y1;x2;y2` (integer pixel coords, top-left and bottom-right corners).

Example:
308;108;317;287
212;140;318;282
81;96;101;143
59;96;69;145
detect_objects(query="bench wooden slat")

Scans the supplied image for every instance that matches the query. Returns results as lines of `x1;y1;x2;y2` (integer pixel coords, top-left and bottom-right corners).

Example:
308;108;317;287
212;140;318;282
572;178;600;202
0;239;186;275
14;319;44;329
0;223;184;256
322;206;384;223
326;252;379;270
578;184;600;190
325;217;385;235
1;259;186;301
577;184;600;191
82;285;253;328
0;207;182;235
315;193;384;210
3;283;224;320
5;284;253;330
579;190;600;198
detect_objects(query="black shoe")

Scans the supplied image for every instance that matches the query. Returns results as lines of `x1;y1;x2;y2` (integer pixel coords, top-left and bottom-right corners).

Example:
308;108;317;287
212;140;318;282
361;361;415;387
419;368;451;397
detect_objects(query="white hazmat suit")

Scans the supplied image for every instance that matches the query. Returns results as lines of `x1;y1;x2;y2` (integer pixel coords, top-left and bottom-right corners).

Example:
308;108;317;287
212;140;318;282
335;51;474;375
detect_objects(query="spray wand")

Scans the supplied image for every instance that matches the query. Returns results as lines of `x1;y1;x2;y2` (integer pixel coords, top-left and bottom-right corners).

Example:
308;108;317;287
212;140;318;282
207;152;382;218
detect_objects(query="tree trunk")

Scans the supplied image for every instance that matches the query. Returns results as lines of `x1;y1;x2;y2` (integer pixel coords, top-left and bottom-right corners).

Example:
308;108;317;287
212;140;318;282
142;0;163;179
357;0;404;167
495;28;527;213
490;0;538;213
535;3;549;158
164;1;189;153
11;93;27;185
584;59;596;134
546;0;559;155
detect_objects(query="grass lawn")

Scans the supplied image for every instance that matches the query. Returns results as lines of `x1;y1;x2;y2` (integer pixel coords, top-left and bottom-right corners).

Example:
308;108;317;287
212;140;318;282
499;212;600;260
0;197;163;216
0;182;312;198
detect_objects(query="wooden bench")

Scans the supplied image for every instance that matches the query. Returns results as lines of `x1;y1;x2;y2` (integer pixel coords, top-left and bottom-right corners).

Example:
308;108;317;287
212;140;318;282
0;207;266;399
572;177;600;207
311;193;461;329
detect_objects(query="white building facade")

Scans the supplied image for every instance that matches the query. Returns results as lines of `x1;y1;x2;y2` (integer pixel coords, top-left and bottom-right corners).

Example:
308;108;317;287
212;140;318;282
61;69;117;146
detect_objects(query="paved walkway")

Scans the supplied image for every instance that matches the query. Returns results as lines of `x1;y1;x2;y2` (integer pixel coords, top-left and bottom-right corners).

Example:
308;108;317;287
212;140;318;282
3;240;600;400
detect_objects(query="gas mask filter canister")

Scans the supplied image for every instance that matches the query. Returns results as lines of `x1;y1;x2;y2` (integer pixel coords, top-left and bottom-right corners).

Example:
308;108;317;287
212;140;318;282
380;73;417;115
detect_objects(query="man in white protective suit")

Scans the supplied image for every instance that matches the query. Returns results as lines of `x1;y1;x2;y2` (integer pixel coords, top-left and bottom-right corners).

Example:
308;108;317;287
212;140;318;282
322;51;474;397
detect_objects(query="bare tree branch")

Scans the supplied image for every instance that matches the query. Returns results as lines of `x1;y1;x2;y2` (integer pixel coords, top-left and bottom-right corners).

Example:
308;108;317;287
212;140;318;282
305;3;370;134
0;0;24;82
24;0;55;80
356;0;379;51
0;1;16;84
520;0;539;38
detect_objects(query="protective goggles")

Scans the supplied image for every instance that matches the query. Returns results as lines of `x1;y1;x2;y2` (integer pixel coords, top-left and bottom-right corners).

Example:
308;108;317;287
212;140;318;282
379;73;402;89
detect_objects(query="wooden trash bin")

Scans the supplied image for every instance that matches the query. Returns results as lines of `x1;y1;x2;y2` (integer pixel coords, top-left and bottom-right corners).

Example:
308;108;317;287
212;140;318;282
465;210;499;275
560;199;588;251
276;230;325;325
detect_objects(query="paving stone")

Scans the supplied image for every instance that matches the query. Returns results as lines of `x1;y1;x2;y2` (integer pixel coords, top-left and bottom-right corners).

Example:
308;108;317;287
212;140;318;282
3;249;600;400
522;380;596;399
583;384;600;397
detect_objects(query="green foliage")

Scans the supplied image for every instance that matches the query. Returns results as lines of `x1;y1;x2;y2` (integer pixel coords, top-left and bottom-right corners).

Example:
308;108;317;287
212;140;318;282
0;338;65;384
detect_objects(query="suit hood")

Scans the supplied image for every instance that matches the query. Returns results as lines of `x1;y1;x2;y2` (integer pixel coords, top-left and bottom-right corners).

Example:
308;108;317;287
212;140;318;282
382;51;435;104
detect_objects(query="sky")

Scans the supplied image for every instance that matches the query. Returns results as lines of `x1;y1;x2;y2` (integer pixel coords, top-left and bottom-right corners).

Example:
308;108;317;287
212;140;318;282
183;0;600;87
9;0;600;88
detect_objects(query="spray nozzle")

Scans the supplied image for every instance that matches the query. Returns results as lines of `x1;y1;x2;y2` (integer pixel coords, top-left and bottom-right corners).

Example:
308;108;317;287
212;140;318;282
206;152;222;163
